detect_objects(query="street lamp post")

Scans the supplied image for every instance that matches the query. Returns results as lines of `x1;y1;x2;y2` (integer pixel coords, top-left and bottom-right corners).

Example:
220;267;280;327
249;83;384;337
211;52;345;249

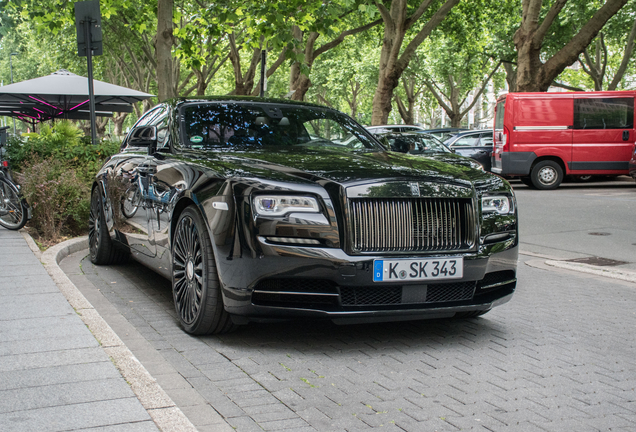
9;52;18;136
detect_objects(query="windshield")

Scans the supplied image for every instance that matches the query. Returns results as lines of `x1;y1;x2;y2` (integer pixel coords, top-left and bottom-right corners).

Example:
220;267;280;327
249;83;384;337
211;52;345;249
378;134;452;154
180;102;381;151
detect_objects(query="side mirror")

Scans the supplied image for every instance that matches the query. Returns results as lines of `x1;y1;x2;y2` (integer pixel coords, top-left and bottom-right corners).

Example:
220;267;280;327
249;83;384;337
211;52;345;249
128;126;157;154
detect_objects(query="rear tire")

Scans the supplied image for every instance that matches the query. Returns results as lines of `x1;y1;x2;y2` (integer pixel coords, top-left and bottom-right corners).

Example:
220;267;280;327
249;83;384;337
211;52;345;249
172;206;236;335
530;160;563;190
0;178;28;230
89;187;129;265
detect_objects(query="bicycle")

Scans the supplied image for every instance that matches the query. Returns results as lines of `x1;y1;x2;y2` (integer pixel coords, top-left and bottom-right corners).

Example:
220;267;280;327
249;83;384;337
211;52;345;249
0;127;31;230
120;167;141;218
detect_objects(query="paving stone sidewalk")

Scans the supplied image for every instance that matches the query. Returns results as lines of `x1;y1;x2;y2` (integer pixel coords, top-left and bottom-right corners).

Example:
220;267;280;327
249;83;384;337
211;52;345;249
0;228;159;432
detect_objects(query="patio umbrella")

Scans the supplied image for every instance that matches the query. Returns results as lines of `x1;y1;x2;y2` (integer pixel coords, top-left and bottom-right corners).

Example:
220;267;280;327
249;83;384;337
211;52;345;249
0;69;153;125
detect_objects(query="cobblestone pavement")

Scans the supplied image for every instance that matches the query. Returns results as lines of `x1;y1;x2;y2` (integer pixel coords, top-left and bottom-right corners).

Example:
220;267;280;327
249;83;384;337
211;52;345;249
60;250;636;432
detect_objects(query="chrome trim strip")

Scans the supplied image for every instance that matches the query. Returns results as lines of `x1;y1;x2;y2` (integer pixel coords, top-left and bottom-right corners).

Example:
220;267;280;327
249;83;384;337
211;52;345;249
514;126;570;131
253;290;339;297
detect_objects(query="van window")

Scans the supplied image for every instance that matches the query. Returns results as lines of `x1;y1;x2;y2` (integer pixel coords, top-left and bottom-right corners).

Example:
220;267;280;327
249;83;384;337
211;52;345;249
494;101;505;130
574;98;634;129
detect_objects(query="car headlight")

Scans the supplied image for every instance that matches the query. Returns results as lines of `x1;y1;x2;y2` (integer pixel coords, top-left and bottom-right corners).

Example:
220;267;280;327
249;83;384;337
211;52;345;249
253;195;320;216
482;195;513;214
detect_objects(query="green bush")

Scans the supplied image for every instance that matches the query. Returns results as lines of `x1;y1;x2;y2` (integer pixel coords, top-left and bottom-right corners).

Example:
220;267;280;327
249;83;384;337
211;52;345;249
17;157;90;242
6;120;120;183
6;121;121;244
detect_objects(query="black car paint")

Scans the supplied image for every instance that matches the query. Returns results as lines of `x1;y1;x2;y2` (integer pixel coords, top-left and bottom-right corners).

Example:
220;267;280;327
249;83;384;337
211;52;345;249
94;97;518;328
444;130;494;171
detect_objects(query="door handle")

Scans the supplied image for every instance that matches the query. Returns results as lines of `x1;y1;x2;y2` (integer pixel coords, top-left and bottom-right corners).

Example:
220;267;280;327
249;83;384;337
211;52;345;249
623;130;630;141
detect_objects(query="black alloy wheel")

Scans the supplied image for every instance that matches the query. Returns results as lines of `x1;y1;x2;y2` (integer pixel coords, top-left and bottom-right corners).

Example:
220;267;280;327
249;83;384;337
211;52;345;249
89;187;128;265
172;206;235;335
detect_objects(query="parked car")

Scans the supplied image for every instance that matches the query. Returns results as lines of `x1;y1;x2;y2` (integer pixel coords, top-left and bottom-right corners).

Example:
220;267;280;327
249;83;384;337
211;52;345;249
373;131;485;170
419;127;468;142
90;97;518;335
366;124;425;134
492;91;635;189
443;129;494;172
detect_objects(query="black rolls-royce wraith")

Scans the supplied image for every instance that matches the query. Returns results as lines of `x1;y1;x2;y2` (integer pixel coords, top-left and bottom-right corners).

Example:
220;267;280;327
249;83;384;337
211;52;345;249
90;97;518;334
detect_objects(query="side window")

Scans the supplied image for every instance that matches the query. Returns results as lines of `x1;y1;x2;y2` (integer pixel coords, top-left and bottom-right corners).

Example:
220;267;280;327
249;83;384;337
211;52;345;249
574;98;634;129
494;100;505;130
479;132;493;147
453;135;479;147
305;118;350;143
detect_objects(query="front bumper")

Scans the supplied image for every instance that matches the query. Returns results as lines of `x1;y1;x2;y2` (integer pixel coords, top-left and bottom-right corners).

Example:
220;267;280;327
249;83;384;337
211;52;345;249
218;237;518;323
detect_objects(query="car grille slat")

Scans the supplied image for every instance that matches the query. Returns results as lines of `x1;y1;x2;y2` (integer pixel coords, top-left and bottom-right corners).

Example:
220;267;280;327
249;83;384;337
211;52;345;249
349;198;475;253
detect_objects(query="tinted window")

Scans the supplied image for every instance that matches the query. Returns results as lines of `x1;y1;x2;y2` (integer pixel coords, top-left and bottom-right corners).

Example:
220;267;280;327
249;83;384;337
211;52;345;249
180;103;380;151
574;98;634;129
452;135;480;147
494;100;505;130
384;134;450;154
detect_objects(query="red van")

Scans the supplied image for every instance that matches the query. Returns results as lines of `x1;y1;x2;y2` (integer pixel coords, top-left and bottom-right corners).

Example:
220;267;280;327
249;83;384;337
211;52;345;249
492;91;635;189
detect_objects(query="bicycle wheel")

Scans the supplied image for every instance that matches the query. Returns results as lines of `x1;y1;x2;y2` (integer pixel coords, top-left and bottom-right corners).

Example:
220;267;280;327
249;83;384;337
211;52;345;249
0;178;28;230
121;186;140;218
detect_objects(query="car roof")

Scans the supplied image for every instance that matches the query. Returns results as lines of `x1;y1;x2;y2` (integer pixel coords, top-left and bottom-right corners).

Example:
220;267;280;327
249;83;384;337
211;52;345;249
366;125;424;129
170;95;329;110
452;129;493;137
420;128;468;133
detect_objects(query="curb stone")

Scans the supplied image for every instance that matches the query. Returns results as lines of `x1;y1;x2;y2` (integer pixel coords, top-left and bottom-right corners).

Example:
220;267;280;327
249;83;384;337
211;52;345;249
520;250;636;284
24;232;198;432
544;259;636;284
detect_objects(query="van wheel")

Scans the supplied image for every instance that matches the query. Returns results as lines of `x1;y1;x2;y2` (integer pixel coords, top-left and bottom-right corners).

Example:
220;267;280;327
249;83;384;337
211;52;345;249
530;161;563;190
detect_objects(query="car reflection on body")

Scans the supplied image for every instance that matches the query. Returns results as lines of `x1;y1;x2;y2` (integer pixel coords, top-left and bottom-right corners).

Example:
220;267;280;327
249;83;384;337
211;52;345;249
89;97;518;335
373;131;485;170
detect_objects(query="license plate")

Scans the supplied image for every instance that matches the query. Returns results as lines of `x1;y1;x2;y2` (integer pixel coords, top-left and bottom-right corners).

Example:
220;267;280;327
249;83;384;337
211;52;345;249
373;257;463;282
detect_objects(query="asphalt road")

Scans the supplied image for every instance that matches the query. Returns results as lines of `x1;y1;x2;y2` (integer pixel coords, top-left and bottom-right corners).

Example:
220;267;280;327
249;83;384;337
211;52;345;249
60;176;636;432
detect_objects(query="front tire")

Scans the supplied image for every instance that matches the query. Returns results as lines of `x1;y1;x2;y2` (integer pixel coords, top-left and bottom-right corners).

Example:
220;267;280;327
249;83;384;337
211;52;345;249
172;206;236;335
530;160;563;190
0;178;28;230
89;187;129;265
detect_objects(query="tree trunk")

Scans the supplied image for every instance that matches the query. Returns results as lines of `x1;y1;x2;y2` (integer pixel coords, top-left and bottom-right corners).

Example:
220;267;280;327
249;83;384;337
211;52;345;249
289;19;381;101
371;0;459;125
113;112;129;138
395;75;419;125
515;0;627;92
608;16;636;90
580;34;607;90
503;62;517;92
156;0;175;102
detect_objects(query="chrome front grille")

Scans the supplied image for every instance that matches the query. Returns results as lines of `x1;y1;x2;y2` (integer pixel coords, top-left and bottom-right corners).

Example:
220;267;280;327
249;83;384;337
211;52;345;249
349;198;475;253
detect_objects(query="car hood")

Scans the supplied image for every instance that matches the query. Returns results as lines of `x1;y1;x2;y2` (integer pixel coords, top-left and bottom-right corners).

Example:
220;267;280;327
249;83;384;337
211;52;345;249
188;147;487;186
418;152;483;170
